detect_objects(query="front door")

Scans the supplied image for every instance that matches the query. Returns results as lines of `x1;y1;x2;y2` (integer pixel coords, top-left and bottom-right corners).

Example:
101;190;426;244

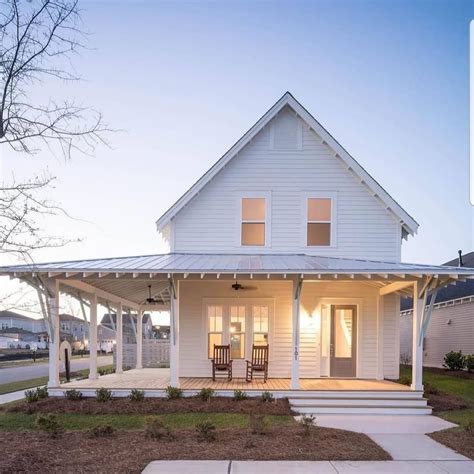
330;305;357;377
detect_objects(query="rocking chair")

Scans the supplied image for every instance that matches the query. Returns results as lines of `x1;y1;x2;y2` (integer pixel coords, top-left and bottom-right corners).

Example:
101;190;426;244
211;344;233;381
246;344;269;382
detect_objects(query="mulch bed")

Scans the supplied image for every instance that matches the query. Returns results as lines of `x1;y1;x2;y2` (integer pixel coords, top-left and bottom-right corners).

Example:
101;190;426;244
426;392;469;412
0;426;391;473
425;367;474;380
429;428;474;460
6;396;293;416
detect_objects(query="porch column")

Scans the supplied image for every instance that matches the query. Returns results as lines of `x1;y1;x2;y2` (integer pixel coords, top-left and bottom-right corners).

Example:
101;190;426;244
170;278;180;387
116;302;123;374
136;309;143;369
376;295;384;380
89;293;98;380
411;281;424;391
47;281;60;388
291;278;302;390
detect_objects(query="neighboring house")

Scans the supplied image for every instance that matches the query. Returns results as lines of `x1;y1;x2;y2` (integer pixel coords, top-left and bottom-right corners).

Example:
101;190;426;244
0;310;44;332
100;312;153;344
2;92;473;415
400;251;474;367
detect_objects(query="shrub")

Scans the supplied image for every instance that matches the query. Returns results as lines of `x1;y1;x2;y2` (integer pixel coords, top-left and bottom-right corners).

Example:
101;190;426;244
24;389;39;403
398;375;411;386
465;419;474;433
98;367;115;376
197;387;215;402
129;389;145;402
400;353;411;366
233;390;248;401
465;354;474;373
443;350;465;371
145;417;174;440
249;414;267;435
88;424;115;438
35;414;62;438
261;391;274;403
424;382;439;396
36;386;48;399
299;415;316;437
165;386;183;400
195;420;216;442
64;389;83;401
95;387;113;402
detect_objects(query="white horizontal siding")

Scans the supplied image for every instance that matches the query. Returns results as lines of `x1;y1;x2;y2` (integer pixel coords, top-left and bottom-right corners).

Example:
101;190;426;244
383;294;400;379
400;302;474;368
173;107;401;261
178;280;384;380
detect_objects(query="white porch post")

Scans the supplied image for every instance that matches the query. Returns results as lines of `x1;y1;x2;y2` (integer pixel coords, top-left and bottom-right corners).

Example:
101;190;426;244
47;280;60;388
411;280;424;391
89;293;98;380
376;295;384;380
291;278;302;390
116;302;123;374
170;278;180;387
136;309;143;369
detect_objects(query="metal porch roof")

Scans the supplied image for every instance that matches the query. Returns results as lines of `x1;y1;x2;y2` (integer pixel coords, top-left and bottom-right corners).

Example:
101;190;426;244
2;253;474;276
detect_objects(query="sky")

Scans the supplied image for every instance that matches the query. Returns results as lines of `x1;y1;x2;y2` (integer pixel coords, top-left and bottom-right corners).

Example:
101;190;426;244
1;0;473;319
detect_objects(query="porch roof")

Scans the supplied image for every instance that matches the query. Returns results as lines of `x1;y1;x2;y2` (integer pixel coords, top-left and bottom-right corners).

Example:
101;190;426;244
2;252;474;276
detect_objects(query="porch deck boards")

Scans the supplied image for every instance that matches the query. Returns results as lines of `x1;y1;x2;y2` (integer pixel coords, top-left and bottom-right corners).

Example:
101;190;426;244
60;368;409;391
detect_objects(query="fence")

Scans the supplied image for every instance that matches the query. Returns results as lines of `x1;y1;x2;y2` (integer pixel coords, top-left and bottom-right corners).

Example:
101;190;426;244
113;340;170;368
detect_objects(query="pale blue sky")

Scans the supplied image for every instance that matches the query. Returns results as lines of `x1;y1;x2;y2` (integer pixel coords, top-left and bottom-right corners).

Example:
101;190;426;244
2;0;473;275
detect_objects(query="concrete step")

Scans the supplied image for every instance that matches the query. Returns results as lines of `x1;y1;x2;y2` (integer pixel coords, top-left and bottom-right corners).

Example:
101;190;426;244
288;390;423;399
289;397;429;407
292;405;433;415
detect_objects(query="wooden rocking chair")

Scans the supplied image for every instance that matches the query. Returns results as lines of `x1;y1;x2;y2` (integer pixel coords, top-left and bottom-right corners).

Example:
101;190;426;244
211;344;233;381
246;344;269;383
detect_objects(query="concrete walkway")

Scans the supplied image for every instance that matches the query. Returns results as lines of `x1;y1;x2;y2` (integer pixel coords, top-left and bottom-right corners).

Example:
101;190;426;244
143;460;474;473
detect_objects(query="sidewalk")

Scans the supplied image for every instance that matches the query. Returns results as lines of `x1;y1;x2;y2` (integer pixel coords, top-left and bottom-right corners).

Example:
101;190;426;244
0;387;39;405
143;460;474;473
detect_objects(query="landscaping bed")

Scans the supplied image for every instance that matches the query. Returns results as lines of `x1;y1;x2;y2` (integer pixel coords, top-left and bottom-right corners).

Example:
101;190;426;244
0;425;391;473
429;428;474;460
6;396;293;416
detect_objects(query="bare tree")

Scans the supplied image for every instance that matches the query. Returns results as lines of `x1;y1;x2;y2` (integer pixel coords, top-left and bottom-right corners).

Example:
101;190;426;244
0;0;110;264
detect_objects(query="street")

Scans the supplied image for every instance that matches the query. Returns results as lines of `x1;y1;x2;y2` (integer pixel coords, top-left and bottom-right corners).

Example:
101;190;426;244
0;355;113;384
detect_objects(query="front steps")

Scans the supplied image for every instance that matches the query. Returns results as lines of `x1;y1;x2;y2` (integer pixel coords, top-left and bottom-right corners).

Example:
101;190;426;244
289;391;432;415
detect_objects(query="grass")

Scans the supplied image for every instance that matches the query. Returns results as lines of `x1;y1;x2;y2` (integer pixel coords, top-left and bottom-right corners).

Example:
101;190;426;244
0;411;294;431
400;365;474;427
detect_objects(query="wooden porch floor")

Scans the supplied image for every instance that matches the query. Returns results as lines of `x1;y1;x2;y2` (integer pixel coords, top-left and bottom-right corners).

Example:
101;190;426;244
60;368;409;391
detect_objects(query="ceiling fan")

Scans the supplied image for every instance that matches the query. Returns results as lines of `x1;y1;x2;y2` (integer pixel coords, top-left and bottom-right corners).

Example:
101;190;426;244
145;285;162;304
231;280;258;291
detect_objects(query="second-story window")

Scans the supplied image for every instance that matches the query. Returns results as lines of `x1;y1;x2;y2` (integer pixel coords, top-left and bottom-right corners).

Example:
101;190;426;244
241;198;266;246
307;197;332;246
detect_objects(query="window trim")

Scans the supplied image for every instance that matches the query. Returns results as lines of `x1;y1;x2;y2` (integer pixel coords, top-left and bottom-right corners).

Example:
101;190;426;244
236;192;272;249
301;191;338;248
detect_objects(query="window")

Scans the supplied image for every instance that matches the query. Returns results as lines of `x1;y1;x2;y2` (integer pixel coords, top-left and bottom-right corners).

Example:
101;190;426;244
252;305;269;345
207;305;223;358
307;197;332;246
241;198;265;246
230;305;245;359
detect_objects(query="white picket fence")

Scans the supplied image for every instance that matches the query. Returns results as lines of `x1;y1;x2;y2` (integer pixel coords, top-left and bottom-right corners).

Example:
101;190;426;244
113;340;170;368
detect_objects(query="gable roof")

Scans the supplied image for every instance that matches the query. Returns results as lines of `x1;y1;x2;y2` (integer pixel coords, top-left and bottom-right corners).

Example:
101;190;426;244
155;92;419;237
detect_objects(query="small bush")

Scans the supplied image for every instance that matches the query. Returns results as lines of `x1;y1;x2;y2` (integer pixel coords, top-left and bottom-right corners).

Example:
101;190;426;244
465;420;474;433
443;350;465;371
424;382;439;395
165;386;183;400
400;353;411;365
195;420;216;442
398;375;411;386
35;414;62;438
299;415;316;437
88;424;115;438
95;387;113;402
98;367;115;376
36;386;48;399
249;414;267;435
465;354;474;373
24;389;39;403
145;417;174;440
197;387;215;402
129;389;145;402
233;390;248;401
261;391;274;403
64;389;83;401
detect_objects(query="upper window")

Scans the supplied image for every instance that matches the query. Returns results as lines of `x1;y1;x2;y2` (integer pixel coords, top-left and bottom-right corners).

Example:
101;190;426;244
307;197;332;246
241;198;266;246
